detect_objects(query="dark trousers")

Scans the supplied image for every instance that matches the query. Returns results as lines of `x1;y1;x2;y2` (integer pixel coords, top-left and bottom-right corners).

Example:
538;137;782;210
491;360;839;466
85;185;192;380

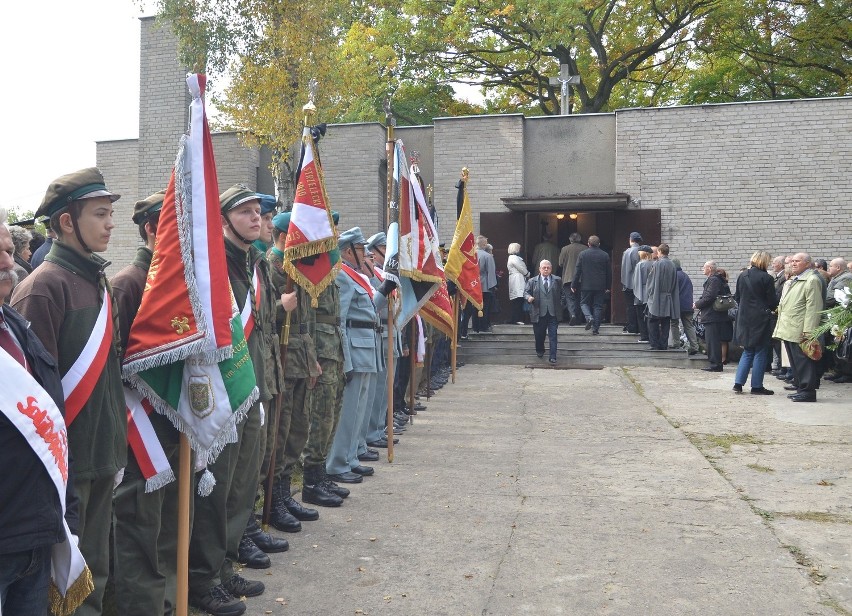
580;290;607;331
510;297;525;323
563;284;580;323
474;292;493;331
533;313;558;360
785;340;819;393
648;315;671;349
704;322;724;369
623;288;639;332
0;545;51;616
635;304;649;340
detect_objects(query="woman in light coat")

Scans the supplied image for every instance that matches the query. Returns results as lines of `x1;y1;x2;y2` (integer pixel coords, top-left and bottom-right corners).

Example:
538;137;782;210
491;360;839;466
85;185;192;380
507;242;529;324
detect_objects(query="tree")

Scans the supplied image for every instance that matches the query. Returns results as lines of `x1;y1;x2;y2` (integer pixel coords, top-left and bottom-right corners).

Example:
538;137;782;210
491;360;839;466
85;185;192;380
684;0;851;103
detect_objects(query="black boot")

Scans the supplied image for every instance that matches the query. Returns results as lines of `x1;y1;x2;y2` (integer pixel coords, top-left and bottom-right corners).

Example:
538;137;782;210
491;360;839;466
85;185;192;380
246;512;289;553
302;465;344;508
270;479;301;533
281;476;319;521
237;534;270;569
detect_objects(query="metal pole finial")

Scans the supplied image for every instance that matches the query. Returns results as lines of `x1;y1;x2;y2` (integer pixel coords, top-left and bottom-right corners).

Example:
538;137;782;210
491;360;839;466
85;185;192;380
303;78;318;116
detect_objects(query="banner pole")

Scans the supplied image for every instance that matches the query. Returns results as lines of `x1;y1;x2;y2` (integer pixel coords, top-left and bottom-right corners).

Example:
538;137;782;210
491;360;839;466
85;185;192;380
451;294;459;384
384;99;396;459
175;433;191;616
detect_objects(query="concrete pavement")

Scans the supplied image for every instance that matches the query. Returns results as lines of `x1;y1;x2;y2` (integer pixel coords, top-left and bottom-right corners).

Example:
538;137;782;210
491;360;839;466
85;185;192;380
232;365;849;615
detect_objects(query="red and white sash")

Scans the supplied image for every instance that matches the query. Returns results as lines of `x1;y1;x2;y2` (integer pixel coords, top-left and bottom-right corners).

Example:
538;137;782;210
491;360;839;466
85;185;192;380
61;289;113;425
125;386;175;492
0;350;93;614
341;263;375;299
240;266;261;339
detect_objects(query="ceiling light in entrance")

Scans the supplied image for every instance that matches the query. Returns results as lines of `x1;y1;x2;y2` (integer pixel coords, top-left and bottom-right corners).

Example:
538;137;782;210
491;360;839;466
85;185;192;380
556;213;565;220
569;213;578;220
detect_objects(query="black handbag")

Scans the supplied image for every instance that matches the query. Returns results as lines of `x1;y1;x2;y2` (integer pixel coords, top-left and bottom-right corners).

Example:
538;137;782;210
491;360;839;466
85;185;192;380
713;294;736;312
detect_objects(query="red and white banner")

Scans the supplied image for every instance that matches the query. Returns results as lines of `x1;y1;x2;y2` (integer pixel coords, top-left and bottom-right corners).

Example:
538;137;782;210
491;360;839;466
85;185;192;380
125;386;174;492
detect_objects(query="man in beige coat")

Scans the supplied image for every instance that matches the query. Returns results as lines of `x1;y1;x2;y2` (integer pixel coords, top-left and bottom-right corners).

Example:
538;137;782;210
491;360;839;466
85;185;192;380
773;252;824;402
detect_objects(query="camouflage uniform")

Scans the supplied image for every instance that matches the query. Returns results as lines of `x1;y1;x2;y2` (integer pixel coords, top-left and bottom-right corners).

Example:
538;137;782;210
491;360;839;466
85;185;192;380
303;281;345;468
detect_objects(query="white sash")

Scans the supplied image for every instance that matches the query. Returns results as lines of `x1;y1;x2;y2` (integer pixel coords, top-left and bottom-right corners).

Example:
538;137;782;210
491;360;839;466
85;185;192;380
125;386;175;492
61;289;112;425
0;350;92;615
240;266;261;338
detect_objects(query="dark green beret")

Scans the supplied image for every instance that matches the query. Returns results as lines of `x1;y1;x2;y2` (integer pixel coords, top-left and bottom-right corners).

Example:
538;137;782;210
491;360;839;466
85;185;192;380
36;167;120;219
132;190;166;225
272;212;291;232
331;210;340;224
219;184;259;213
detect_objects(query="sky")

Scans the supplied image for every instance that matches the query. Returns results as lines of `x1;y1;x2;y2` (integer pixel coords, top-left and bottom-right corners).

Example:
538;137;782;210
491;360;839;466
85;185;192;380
1;1;151;215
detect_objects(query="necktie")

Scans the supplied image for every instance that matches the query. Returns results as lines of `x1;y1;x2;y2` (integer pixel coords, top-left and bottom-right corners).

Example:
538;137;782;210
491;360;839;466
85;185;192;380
544;277;550;293
0;311;27;369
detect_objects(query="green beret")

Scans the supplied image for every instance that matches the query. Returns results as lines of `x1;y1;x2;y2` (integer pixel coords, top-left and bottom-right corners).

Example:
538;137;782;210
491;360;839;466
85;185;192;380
36;167;120;219
331;210;340;224
272;212;291;232
219;184;259;213
132;190;166;225
338;226;367;249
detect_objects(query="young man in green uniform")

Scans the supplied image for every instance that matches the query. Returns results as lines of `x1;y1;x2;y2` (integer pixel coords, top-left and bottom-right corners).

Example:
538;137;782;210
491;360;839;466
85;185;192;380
11;167;126;616
188;185;279;616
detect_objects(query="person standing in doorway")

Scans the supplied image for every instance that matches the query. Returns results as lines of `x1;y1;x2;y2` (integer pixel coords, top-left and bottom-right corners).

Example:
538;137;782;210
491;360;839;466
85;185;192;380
558;232;586;325
620;232;642;334
573;235;611;335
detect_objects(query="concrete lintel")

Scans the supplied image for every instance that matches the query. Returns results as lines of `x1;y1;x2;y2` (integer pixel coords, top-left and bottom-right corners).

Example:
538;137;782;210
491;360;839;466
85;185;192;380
501;193;630;212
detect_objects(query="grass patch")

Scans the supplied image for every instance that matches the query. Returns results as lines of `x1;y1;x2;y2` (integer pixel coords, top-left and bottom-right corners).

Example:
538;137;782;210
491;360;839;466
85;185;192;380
697;433;765;453
819;599;852;616
784;544;828;584
747;463;775;473
776;511;852;525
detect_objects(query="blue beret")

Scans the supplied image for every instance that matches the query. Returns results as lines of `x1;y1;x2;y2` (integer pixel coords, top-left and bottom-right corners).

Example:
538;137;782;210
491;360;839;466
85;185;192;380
257;193;278;215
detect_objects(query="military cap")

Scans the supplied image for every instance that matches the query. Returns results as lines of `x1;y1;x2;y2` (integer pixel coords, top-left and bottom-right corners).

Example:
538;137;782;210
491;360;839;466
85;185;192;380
37;167;120;219
219;184;259;213
132;190;166;225
630;231;643;242
272;211;291;232
257;193;279;216
366;232;387;251
338;226;367;249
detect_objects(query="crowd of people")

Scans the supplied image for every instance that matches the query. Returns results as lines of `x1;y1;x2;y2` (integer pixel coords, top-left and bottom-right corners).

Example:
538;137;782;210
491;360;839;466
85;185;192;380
0;168;458;616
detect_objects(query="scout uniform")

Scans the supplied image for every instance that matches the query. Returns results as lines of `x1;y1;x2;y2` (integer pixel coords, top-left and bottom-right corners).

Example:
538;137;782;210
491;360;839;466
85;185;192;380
11;167;125;616
188;185;269;613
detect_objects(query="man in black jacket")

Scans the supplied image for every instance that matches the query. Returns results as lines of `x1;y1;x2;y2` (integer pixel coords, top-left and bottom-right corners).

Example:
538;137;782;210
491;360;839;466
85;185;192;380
1;219;81;614
572;235;612;335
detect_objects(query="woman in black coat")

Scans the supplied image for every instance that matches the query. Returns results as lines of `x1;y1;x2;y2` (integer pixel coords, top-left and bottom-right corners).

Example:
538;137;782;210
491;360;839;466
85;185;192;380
694;261;731;371
732;251;779;394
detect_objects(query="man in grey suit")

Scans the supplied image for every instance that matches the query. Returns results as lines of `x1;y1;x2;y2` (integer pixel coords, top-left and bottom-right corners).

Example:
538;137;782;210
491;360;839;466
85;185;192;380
645;243;680;350
573;235;612;335
524;260;562;364
326;227;395;484
620;231;642;333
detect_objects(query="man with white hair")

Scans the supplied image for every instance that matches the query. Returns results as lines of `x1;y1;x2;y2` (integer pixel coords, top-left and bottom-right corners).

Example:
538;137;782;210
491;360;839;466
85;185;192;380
773;252;824;402
524;260;562;363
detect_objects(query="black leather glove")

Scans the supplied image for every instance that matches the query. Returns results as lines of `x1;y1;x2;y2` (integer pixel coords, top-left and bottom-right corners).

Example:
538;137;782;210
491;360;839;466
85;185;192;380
378;279;397;296
345;370;354;384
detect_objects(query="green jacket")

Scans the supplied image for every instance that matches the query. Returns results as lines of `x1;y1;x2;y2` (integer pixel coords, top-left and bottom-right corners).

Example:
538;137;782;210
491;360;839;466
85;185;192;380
773;269;824;342
309;279;344;364
225;239;271;403
11;241;127;480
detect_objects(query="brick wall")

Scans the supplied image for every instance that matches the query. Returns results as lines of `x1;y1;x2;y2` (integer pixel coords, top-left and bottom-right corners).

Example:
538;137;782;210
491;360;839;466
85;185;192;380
97;139;140;271
433;115;525;243
615;98;852;288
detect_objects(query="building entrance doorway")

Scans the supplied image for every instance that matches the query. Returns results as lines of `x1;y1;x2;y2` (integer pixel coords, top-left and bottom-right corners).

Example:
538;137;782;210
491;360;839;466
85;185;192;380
480;209;661;325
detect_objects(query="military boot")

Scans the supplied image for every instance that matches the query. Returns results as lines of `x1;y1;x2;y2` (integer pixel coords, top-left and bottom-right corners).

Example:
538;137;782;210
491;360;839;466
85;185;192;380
302;465;344;508
270;479;302;533
246;512;289;553
280;476;320;521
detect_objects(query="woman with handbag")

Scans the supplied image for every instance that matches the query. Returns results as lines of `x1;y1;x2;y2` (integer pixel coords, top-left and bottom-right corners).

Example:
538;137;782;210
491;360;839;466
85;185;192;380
694;260;732;372
731;252;779;394
507;243;529;324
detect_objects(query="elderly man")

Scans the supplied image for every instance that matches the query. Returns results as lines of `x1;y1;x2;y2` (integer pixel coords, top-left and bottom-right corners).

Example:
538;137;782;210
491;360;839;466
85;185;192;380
620;231;643;334
524;260;562;363
826;258;852;308
558;232;586;324
645;243;680;350
773;252;824;402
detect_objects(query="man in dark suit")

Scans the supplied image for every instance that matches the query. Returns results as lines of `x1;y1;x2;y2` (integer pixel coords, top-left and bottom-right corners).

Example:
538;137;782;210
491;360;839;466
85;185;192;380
573;235;612;335
524;260;562;364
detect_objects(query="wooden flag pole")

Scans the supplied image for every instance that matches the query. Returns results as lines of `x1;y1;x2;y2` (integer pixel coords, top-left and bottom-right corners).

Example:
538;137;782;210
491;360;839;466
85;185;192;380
451;294;459;384
408;319;417;423
384;98;396;459
175;433;191;616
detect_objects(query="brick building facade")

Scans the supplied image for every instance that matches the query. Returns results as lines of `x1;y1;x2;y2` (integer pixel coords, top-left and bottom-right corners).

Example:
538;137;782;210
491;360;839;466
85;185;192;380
97;16;851;322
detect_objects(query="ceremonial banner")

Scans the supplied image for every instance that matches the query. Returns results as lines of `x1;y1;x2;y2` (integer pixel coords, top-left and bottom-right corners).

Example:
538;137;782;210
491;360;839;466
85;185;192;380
0;351;93;615
283;126;339;305
421;279;455;339
123;74;258;463
394;140;444;328
444;172;483;311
